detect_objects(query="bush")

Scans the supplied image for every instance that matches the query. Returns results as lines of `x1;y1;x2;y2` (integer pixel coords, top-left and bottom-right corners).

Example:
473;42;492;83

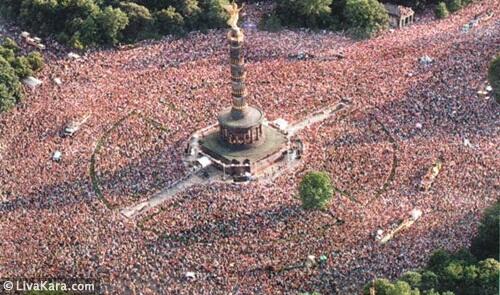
155;7;185;35
0;41;44;113
196;0;229;30
364;203;500;295
0;0;23;18
421;271;439;290
0;56;22;113
487;55;500;103
2;37;20;52
299;171;333;210
401;271;422;289
11;56;33;78
471;201;499;260
70;6;129;48
119;2;154;41
26;52;45;72
275;0;333;29
364;279;421;295
133;0;174;11
447;0;462;12
344;0;389;38
0;47;16;64
435;2;449;18
96;6;130;45
366;250;499;295
67;15;95;48
363;278;392;295
2;0;230;48
17;0;102;49
476;259;500;293
175;0;202;19
260;14;283;32
19;0;99;35
392;280;421;295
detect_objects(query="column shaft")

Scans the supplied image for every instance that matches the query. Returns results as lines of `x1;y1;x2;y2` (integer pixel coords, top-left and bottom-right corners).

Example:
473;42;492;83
228;29;247;112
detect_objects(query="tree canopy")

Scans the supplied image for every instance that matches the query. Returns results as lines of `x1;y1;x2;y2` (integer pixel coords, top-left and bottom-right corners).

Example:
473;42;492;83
364;202;500;295
487;55;500;103
299;171;334;210
0;0;229;49
0;38;44;113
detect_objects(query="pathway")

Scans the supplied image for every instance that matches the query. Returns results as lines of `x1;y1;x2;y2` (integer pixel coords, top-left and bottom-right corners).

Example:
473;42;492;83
120;167;218;218
121;100;353;219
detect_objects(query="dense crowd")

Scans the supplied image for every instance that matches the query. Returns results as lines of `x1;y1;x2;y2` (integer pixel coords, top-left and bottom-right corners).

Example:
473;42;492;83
0;1;498;294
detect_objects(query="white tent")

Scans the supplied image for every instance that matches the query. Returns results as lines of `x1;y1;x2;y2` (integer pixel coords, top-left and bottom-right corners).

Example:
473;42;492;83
22;76;43;90
273;118;288;131
411;209;422;220
196;156;212;168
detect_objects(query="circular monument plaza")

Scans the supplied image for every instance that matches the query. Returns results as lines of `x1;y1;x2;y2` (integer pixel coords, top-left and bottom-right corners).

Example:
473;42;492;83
0;1;498;294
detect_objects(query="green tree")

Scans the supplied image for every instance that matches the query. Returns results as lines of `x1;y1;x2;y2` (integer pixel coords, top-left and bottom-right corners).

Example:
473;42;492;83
70;15;99;49
20;0;99;35
119;2;154;41
435;2;449;18
428;250;452;273
174;0;202;18
475;259;500;294
275;0;333;28
401;271;422;289
299;171;333;210
421;271;439;290
471;201;499;260
487;56;500;103
344;0;389;38
427;252;498;295
154;7;185;35
463;265;479;285
364;278;393;295
96;6;129;45
20;0;59;33
363;203;500;295
447;0;462;12
11;56;33;78
298;0;332;16
260;14;283;32
196;0;229;30
443;261;464;284
364;279;421;295
134;0;173;10
0;47;16;64
2;37;20;52
0;56;22;112
1;0;231;48
0;0;23;17
388;280;420;295
26;52;45;72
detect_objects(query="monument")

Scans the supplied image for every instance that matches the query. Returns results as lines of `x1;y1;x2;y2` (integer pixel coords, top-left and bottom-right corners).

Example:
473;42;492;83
217;3;265;147
186;3;297;181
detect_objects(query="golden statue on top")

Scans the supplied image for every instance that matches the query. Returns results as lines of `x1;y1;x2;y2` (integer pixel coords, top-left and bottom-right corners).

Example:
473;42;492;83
223;2;244;31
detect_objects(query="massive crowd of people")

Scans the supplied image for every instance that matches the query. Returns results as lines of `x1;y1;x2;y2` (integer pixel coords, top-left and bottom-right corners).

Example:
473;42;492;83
0;0;498;294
